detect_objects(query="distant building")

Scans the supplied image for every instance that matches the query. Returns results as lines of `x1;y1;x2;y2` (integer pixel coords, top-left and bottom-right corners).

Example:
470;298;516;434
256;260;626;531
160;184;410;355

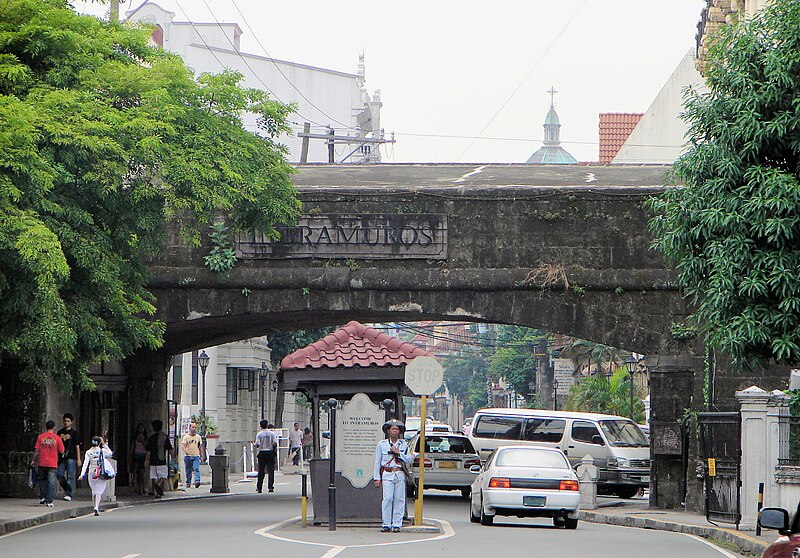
525;88;577;165
598;113;643;164
696;0;771;72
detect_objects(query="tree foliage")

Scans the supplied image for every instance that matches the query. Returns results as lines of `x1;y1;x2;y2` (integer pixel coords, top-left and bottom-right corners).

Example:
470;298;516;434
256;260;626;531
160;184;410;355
268;328;336;368
648;0;800;366
0;1;300;390
443;347;491;417
488;326;544;400
565;368;644;422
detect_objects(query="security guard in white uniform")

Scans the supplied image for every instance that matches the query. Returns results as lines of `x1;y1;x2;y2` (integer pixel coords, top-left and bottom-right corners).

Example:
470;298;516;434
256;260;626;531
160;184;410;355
373;419;412;532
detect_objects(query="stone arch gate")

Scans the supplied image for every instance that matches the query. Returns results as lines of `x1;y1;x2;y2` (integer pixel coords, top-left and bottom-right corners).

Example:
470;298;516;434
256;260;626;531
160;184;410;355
134;164;707;508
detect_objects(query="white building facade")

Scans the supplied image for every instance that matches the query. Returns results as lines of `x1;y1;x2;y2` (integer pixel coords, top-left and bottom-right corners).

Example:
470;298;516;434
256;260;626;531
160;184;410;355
125;1;384;163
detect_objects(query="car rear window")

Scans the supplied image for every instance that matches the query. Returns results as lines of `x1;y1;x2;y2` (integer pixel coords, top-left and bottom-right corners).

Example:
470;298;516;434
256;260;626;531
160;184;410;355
495;448;570;468
415;436;476;454
472;415;523;440
523;418;565;443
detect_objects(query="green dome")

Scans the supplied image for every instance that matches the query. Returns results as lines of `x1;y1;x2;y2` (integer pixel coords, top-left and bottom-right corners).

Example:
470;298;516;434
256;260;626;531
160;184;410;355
544;107;560;126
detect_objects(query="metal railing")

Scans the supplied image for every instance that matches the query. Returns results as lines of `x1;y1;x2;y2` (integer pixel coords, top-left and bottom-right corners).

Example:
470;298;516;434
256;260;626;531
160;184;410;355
778;412;800;466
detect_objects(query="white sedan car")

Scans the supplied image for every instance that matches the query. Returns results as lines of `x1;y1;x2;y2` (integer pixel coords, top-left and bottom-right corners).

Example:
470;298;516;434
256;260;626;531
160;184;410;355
469;446;581;528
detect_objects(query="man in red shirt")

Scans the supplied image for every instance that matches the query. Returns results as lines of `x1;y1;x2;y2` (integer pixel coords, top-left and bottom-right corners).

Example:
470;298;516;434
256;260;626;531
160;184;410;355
31;420;65;506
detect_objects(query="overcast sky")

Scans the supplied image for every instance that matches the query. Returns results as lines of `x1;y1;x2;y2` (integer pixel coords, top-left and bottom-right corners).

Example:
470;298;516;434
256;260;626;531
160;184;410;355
73;0;705;163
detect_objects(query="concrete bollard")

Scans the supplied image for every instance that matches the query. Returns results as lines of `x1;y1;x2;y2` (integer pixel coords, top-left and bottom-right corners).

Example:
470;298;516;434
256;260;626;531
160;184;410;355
576;454;598;510
209;445;229;493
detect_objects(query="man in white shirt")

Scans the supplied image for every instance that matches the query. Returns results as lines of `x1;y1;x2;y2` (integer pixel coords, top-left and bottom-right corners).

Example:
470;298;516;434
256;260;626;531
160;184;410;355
373;419;412;532
254;420;277;493
288;423;303;466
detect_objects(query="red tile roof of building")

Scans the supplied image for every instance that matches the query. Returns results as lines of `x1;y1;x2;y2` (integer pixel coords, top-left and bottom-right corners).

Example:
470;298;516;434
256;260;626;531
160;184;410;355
598;113;643;164
280;320;434;370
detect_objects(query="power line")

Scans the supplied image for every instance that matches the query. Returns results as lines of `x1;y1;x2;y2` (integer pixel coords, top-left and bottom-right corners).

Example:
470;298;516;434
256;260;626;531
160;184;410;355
456;0;589;161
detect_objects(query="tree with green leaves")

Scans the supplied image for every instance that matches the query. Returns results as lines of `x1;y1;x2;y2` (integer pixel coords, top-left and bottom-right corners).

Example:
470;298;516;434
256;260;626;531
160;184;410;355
489;326;545;403
560;338;625;377
566;368;644;422
649;0;800;366
443;347;492;417
0;0;300;390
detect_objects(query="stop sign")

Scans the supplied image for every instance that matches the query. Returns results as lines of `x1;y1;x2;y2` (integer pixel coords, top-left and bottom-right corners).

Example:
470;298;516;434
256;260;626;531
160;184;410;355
405;356;444;396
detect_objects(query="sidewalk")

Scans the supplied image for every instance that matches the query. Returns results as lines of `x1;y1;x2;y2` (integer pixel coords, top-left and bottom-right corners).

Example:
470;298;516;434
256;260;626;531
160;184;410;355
581;496;772;556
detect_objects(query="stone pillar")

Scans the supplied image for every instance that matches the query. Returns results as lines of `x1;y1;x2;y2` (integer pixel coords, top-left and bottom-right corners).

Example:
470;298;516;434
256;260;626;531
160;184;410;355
124;350;172;440
645;354;702;509
736;386;769;530
576;454;598;510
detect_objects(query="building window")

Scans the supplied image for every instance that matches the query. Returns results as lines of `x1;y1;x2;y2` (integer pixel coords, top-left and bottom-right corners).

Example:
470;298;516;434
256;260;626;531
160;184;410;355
191;351;199;405
172;354;182;402
226;368;238;405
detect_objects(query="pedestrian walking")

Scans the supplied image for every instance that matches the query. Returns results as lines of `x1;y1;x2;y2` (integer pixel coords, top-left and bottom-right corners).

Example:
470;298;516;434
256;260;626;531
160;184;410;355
56;413;82;502
373;419;412;532
254;420;277;493
130;423;148;494
145;419;173;498
78;436;114;516
181;421;202;488
30;420;65;507
289;422;303;466
302;427;313;461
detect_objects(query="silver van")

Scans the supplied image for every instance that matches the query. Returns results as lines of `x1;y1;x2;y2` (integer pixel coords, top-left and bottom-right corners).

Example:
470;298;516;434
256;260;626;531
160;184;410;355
467;408;649;499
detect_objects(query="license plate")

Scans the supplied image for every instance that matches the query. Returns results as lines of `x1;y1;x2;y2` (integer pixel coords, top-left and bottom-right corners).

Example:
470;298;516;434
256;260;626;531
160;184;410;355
437;461;457;469
523;495;546;507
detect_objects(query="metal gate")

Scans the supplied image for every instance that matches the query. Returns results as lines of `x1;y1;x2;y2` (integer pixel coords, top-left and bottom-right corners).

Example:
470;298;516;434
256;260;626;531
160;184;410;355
698;412;741;528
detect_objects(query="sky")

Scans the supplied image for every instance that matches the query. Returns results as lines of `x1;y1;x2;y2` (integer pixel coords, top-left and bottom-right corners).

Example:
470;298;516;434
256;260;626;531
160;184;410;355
72;0;706;163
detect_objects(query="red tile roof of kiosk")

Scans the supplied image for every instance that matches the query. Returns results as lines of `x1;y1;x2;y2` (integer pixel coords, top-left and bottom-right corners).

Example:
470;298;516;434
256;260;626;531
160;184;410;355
279;320;434;370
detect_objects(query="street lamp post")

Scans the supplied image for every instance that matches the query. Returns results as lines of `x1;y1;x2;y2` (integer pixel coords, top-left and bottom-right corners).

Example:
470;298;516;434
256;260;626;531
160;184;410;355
197;350;210;462
259;361;268;421
625;355;637;420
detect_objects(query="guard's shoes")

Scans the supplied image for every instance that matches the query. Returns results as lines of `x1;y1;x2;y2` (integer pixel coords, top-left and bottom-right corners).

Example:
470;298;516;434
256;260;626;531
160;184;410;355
93;509;99;516
380;527;390;533
392;527;401;533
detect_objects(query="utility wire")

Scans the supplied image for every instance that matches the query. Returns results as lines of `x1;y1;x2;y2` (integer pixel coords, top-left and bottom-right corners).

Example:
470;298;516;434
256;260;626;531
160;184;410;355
456;0;589;162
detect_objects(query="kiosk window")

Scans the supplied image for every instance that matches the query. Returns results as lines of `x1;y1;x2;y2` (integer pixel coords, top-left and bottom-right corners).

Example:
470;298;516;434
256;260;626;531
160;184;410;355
523;418;565;443
472;416;523;440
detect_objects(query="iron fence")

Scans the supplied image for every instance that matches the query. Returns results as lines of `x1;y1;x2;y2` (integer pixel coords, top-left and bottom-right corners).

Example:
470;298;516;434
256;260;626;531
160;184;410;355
778;411;800;467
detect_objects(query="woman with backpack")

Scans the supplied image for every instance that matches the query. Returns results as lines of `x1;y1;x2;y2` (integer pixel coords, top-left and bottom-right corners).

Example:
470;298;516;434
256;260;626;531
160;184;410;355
78;436;114;516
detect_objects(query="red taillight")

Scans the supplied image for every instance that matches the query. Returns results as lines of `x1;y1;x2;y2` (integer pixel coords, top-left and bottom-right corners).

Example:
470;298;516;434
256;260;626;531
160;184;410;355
412;457;432;468
488;477;511;488
559;480;579;491
464;459;481;469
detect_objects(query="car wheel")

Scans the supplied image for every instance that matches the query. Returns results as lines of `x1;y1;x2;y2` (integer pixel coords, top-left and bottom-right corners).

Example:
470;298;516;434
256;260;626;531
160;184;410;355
553;516;566;528
460;487;471;500
564;517;578;530
469;499;480;523
479;496;493;526
613;486;639;499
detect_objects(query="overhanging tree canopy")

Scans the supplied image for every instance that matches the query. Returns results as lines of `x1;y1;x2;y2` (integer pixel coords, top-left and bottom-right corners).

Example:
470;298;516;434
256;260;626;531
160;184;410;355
0;0;300;389
649;0;800;367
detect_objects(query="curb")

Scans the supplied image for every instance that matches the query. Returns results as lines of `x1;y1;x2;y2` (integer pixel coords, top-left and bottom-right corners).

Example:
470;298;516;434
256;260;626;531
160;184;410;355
0;503;119;536
579;510;769;556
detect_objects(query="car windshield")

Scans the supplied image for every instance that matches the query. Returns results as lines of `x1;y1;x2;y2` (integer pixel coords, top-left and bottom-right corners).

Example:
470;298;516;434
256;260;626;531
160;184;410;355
415;435;476;454
598;420;649;447
494;449;569;468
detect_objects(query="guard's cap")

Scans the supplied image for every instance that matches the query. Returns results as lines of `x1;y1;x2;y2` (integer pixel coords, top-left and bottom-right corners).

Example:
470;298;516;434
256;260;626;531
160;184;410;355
382;419;406;434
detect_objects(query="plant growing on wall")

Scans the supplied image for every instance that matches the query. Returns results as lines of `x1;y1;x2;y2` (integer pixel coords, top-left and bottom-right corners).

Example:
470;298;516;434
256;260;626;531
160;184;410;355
204;222;238;273
191;414;218;435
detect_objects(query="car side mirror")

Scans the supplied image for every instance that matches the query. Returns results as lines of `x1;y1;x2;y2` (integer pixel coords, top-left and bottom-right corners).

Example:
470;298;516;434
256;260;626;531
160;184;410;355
759;507;791;534
469;465;481;473
591;435;605;446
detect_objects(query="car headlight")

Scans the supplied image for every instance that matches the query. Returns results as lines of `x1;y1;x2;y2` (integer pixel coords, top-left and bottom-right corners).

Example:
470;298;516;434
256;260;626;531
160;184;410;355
608;457;630;468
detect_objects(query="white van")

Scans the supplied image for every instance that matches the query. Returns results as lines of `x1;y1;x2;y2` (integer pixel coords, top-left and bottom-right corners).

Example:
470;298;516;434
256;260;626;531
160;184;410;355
467;408;649;499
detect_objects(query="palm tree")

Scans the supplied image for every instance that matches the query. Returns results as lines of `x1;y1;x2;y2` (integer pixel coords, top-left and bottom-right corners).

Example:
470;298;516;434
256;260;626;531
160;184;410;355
561;338;625;377
565;367;644;422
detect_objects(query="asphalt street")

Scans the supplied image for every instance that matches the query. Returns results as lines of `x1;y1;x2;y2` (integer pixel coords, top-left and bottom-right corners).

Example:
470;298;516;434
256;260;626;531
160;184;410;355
0;484;744;558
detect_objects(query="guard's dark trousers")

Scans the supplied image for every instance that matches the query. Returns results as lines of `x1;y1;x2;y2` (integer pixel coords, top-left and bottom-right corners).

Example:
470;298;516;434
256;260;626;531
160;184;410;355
256;450;276;492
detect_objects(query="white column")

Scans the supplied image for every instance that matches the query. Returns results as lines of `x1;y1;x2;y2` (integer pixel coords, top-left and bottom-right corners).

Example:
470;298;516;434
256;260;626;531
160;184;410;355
737;386;769;530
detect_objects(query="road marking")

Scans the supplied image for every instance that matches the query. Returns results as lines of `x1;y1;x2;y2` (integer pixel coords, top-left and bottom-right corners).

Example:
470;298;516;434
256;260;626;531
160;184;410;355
120;554;141;558
255;516;455;556
682;534;741;558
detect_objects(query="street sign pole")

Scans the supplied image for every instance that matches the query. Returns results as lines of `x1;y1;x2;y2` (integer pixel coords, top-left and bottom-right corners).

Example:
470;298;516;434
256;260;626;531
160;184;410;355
405;356;444;528
414;395;427;526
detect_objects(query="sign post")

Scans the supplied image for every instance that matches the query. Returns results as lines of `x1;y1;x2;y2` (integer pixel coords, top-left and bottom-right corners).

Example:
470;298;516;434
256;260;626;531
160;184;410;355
405;356;444;526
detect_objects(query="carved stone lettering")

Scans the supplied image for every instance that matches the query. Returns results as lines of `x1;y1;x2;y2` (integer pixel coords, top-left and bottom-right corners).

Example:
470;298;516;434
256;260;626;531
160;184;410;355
237;214;448;259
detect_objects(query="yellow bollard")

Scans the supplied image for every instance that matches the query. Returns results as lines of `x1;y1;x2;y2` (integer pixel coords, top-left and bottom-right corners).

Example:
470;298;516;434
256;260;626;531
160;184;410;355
414;396;427;526
301;473;308;527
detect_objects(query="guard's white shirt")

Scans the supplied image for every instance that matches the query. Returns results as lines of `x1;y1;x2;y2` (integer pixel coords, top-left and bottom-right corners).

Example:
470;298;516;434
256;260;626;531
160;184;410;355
373;438;412;480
